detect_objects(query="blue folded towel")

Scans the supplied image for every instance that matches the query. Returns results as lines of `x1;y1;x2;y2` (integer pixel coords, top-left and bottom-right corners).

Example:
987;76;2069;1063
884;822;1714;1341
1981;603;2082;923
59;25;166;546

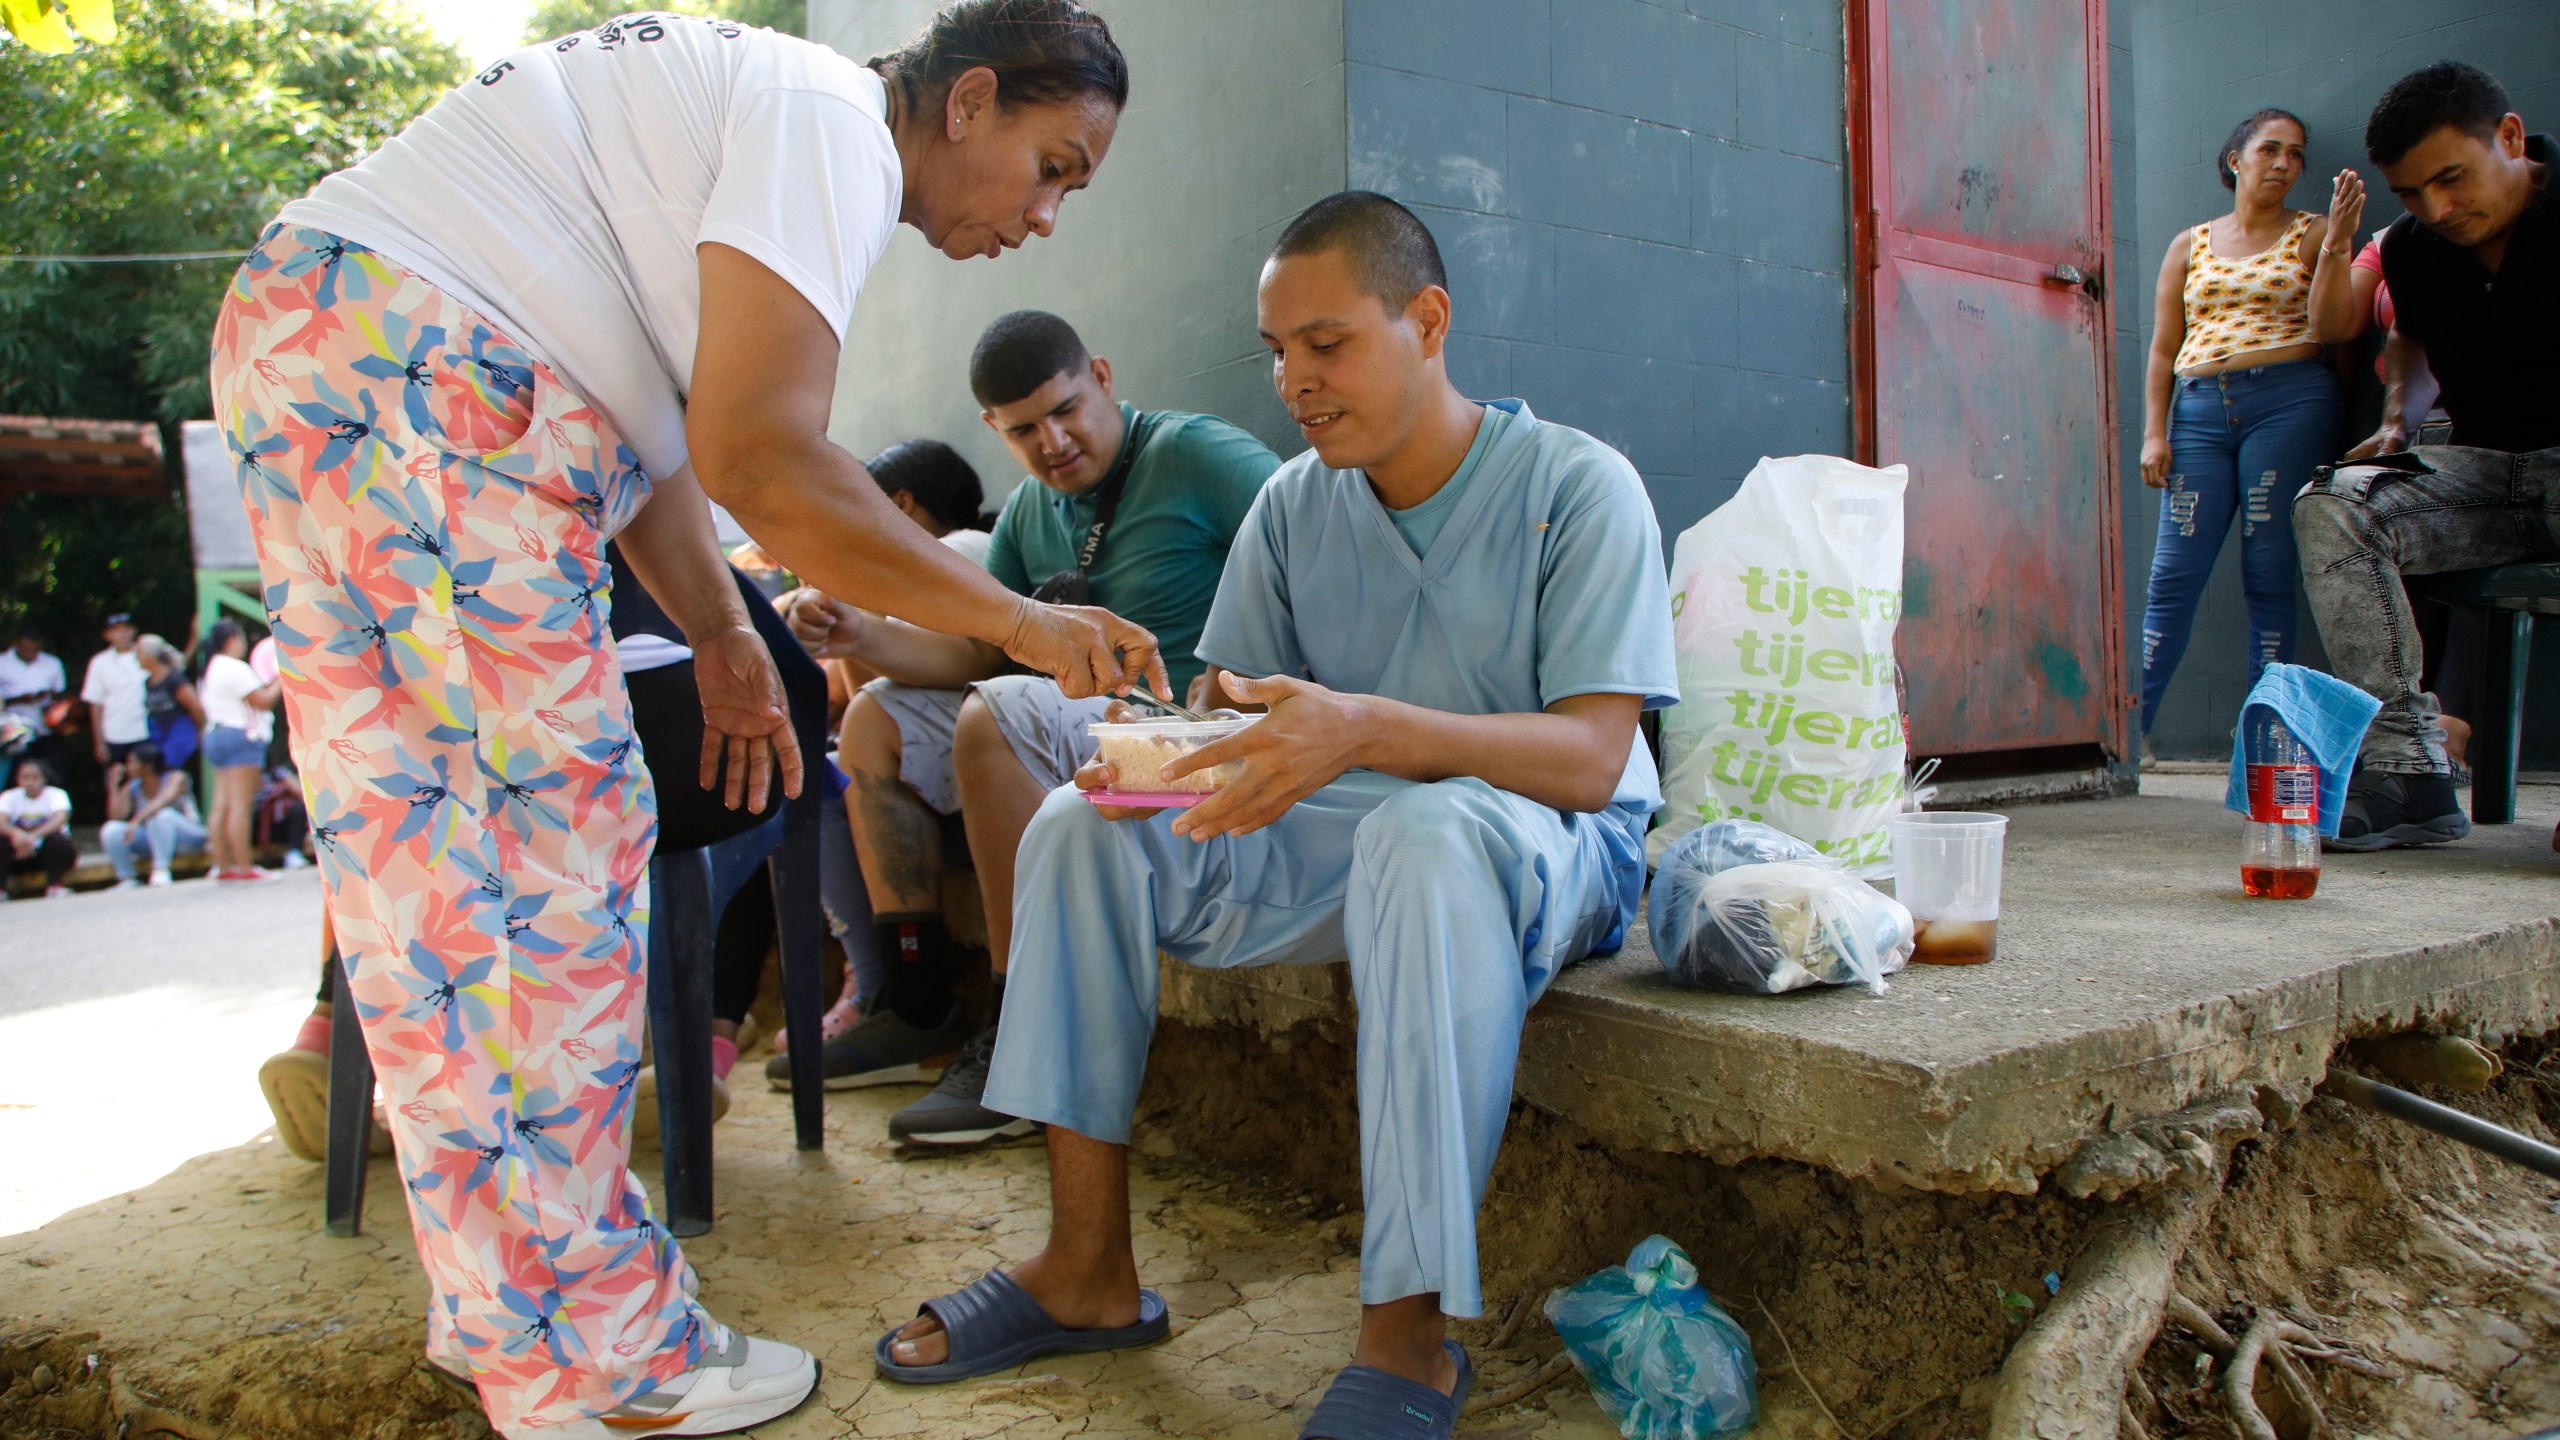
2222;663;2382;838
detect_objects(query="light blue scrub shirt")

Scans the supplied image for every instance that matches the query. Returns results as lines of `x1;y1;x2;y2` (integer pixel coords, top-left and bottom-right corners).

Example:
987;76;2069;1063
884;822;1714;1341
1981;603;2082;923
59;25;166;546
1198;399;1680;817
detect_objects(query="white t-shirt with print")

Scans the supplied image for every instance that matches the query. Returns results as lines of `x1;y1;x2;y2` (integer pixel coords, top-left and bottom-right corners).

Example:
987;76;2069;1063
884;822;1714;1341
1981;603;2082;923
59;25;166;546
0;785;70;832
201;653;275;741
279;14;903;484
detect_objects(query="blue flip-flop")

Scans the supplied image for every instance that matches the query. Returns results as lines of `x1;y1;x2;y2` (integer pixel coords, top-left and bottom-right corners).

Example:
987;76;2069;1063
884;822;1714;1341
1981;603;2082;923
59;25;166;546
1298;1341;1474;1439
872;1268;1170;1384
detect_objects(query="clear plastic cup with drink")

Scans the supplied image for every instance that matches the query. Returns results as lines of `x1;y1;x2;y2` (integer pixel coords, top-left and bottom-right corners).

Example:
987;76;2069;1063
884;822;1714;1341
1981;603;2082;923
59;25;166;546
1885;811;2008;965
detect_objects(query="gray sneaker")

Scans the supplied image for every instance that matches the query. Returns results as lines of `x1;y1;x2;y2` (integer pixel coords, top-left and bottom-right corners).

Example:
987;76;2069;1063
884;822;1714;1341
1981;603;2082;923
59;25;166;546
888;1026;1037;1148
766;1006;968;1091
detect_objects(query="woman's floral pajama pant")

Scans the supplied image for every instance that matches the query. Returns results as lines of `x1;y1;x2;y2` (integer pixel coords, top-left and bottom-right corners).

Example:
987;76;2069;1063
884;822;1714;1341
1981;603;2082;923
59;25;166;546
211;226;717;1431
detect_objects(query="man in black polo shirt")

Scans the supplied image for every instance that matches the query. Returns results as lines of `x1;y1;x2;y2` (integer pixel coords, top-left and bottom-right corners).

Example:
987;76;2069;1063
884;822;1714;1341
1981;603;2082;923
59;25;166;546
2294;62;2558;851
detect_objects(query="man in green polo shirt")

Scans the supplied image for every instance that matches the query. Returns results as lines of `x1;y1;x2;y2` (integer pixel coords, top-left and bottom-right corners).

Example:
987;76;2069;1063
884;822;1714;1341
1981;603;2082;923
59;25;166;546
779;311;1278;1145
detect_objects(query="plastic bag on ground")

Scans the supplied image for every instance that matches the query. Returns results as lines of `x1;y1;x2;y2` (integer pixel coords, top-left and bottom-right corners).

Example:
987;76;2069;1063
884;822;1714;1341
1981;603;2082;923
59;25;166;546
1649;820;1913;995
1546;1234;1758;1440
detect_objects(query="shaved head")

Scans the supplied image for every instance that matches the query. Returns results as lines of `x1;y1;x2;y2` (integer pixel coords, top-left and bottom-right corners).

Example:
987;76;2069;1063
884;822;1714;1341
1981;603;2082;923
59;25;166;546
1268;190;1448;311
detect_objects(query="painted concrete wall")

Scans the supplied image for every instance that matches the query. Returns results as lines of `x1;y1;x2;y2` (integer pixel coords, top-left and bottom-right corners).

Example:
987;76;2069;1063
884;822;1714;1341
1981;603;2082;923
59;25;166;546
2126;0;2560;764
1343;0;1851;547
805;0;1346;512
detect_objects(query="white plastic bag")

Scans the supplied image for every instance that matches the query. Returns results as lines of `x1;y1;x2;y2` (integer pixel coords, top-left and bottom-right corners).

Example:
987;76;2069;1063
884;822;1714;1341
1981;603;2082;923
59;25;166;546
1652;455;1907;876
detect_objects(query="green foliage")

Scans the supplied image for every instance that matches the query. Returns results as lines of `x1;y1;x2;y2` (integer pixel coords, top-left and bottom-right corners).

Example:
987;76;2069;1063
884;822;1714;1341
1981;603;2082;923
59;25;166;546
523;0;802;46
0;0;462;686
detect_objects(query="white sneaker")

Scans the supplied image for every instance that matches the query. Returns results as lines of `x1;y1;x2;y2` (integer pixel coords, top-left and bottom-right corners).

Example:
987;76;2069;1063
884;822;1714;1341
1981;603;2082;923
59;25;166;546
110;877;141;891
146;871;173;888
502;1334;817;1440
282;850;310;870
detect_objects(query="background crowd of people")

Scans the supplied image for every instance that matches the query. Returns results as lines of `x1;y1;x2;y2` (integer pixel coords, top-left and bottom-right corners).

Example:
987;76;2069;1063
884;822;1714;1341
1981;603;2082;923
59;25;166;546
0;611;312;897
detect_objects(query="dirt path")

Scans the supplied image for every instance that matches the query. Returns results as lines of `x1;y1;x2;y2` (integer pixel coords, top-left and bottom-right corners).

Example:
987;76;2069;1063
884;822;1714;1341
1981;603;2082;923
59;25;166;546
0;1072;1661;1439
3;985;2556;1438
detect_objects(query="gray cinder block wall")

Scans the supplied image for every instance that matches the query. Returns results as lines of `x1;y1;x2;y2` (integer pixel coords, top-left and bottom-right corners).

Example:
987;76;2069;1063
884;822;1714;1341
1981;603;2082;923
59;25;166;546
2127;0;2560;765
806;0;1849;551
805;0;1349;499
1343;0;1851;545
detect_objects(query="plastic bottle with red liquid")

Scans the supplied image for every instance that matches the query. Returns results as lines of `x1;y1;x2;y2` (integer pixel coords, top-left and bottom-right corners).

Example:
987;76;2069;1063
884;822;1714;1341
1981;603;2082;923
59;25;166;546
2241;711;2321;898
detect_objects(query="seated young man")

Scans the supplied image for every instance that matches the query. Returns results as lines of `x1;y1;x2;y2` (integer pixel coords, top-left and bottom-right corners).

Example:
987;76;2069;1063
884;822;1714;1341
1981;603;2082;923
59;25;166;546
779;311;1278;1143
875;192;1676;1435
2294;62;2559;851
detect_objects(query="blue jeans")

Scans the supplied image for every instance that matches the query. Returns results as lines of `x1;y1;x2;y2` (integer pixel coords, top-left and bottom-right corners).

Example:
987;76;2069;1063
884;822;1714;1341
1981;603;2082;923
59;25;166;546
2141;358;2341;734
102;808;208;880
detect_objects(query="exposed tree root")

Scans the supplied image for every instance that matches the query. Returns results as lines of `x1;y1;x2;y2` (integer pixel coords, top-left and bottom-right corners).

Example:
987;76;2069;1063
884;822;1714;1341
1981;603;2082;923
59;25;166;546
1754;1294;1849;1437
2121;1371;2159;1440
1983;1173;2221;1440
112;1376;239;1440
2166;1289;2396;1439
2222;1311;2320;1440
1486;1291;1536;1351
1459;1348;1576;1416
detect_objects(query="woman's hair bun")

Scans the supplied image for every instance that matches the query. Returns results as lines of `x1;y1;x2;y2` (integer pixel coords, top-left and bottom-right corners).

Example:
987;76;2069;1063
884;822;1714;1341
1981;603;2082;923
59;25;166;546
871;0;1128;116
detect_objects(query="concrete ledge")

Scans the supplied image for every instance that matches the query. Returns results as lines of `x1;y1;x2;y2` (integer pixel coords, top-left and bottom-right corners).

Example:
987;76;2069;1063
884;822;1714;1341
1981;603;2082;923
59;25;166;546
1156;788;2560;1196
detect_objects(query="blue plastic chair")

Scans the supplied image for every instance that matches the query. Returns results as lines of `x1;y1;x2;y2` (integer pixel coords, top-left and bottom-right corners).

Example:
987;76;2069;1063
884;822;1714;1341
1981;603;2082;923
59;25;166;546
322;784;829;1239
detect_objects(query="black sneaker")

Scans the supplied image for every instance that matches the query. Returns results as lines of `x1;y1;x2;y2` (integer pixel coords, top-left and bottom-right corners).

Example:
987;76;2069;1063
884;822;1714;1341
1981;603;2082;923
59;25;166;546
2329;769;2471;852
888;1026;1038;1148
766;1006;969;1091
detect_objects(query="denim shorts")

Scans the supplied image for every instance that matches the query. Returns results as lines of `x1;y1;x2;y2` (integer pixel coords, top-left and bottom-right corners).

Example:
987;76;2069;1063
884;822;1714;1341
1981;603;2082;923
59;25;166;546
204;723;267;769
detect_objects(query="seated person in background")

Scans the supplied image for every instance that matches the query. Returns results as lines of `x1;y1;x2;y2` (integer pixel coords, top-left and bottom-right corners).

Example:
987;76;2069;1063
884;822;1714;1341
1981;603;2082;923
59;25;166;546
877;193;1677;1437
2309;177;2475;770
782;440;994;1048
781;312;1278;1148
3;757;76;898
2294;62;2559;850
818;441;993;725
255;762;312;869
100;741;205;888
2;624;69;773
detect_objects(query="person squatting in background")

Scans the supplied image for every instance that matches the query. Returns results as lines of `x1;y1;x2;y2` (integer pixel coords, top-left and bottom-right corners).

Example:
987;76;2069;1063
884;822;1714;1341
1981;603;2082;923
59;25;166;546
3;756;76;897
100;742;206;888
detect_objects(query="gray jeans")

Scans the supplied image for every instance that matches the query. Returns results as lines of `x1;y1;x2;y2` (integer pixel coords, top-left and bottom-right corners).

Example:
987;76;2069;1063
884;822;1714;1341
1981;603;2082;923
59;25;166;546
2294;445;2560;774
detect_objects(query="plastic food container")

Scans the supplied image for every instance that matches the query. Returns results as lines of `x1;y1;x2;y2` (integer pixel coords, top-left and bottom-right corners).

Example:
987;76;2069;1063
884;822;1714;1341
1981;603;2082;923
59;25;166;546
1883;811;2007;965
1085;714;1260;807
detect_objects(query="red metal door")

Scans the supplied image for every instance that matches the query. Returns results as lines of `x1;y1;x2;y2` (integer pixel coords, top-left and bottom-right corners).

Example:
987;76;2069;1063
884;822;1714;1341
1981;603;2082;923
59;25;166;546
1853;0;2126;760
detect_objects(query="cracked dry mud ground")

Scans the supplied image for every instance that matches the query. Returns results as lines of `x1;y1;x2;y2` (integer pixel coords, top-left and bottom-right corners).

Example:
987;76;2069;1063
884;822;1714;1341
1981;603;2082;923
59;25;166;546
5;1025;2560;1438
0;1069;1655;1440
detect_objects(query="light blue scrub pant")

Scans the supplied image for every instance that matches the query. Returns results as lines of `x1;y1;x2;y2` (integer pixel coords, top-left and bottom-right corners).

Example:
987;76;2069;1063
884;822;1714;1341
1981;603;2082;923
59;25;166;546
984;770;1647;1317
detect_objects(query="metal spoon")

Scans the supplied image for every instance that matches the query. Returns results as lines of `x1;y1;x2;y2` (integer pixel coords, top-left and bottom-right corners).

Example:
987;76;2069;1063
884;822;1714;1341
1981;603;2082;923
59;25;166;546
1130;691;1220;723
